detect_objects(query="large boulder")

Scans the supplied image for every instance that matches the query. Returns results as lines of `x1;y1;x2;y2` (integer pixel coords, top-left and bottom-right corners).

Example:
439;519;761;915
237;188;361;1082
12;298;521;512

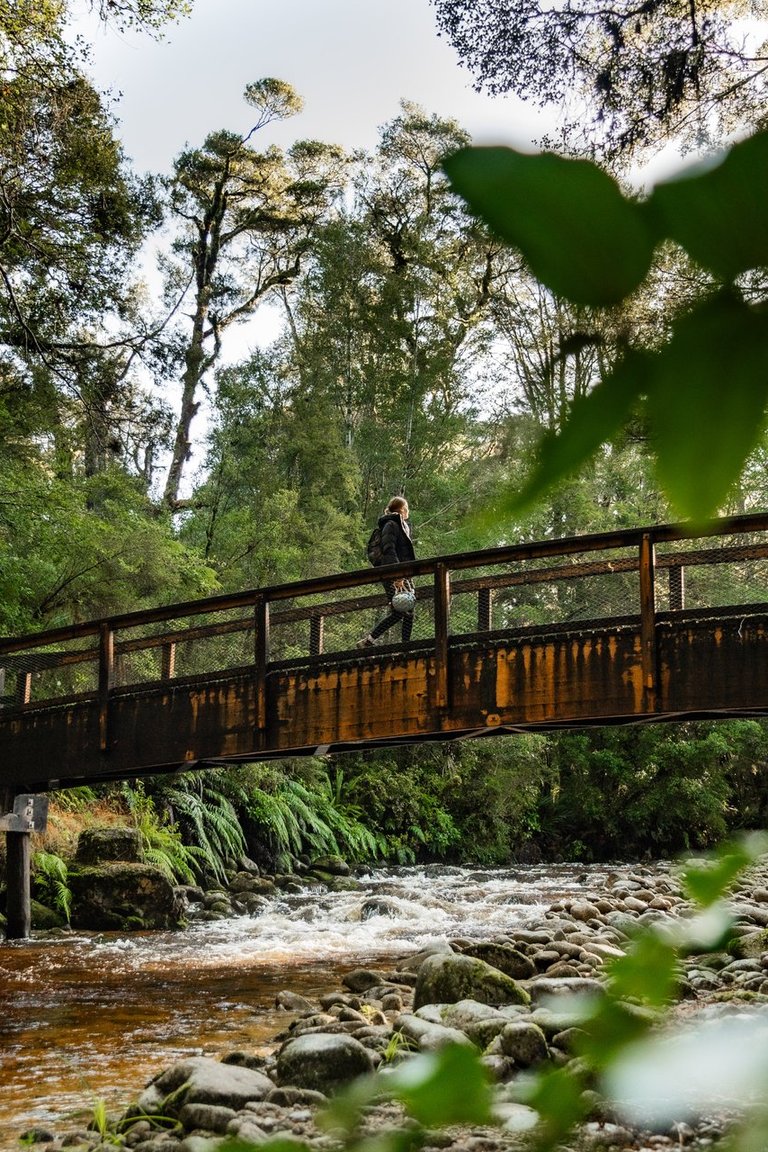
413;952;531;1010
134;1056;273;1116
276;1033;374;1094
75;826;143;864
69;862;185;930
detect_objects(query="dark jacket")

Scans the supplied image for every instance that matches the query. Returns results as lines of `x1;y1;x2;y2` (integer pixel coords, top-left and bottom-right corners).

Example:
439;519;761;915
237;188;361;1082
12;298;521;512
378;512;415;567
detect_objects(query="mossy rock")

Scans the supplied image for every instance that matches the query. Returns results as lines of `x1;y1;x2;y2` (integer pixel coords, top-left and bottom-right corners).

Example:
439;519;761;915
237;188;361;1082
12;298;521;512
728;929;768;960
69;862;185;930
414;951;531;1010
75;826;143;864
31;899;66;930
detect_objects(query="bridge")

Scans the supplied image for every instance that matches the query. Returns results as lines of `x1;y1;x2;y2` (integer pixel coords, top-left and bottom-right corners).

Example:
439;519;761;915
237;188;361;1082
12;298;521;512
2;513;768;796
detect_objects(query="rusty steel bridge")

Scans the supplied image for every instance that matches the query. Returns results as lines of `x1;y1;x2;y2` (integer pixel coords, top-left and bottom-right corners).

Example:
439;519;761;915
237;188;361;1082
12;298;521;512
3;513;768;794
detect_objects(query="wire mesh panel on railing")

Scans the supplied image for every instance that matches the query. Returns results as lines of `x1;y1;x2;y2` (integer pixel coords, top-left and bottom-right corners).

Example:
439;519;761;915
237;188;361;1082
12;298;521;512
449;546;642;639
655;533;768;614
0;634;100;708
267;574;437;662
113;606;254;690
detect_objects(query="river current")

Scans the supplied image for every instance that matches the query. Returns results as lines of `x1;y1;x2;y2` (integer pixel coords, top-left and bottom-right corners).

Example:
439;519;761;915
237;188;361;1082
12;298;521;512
0;862;622;1144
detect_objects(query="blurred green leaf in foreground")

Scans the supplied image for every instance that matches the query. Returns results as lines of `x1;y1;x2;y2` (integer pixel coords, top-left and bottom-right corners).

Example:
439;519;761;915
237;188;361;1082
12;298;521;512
444;133;768;523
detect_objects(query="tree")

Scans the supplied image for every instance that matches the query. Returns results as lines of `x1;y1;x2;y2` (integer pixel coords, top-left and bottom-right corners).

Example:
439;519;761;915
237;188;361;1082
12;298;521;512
430;0;768;156
0;0;170;496
160;79;347;509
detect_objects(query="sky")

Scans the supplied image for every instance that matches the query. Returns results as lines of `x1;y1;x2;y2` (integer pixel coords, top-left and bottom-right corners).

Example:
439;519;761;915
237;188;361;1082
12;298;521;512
72;0;553;174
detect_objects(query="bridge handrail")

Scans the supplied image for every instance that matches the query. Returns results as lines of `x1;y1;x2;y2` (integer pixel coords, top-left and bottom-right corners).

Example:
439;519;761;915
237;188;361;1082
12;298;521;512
3;510;768;725
3;510;768;657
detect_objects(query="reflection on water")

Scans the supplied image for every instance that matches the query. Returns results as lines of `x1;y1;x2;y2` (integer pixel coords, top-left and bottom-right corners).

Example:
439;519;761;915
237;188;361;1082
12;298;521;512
0;863;616;1144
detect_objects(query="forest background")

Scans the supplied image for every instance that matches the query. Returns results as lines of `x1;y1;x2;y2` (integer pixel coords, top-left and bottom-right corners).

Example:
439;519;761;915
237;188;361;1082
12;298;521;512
5;0;768;881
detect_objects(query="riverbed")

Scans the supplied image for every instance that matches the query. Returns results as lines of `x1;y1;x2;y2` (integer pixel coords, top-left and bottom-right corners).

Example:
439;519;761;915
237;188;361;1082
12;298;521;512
0;862;630;1145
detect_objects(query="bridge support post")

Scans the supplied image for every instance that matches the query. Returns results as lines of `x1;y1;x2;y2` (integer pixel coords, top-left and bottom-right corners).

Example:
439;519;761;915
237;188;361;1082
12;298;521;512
1;788;42;940
5;828;31;940
254;594;270;749
434;563;451;715
640;532;659;712
98;622;114;754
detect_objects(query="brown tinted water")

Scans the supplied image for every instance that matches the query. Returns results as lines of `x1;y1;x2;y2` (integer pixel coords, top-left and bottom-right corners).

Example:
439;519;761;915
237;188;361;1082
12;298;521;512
0;932;360;1141
0;863;620;1147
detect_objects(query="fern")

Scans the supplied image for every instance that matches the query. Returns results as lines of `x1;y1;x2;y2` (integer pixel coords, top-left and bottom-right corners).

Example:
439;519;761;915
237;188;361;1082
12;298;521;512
121;782;205;884
32;850;72;923
150;775;246;883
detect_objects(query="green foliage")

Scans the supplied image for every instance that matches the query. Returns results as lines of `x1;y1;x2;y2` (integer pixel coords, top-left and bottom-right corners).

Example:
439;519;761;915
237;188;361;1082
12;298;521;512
121;782;203;885
538;723;754;860
0;460;217;631
145;774;246;883
32;850;72;923
444;132;768;521
443;147;655;306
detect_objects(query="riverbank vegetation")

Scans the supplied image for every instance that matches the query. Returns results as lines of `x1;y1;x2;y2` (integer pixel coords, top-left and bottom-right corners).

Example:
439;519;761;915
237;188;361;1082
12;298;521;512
24;715;768;900
5;0;768;887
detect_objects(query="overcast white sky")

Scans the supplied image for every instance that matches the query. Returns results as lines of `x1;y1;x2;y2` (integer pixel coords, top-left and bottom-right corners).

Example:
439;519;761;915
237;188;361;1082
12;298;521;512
73;0;552;173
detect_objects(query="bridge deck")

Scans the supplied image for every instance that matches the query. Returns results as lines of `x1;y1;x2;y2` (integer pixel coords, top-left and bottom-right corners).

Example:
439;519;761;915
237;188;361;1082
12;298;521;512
2;514;768;792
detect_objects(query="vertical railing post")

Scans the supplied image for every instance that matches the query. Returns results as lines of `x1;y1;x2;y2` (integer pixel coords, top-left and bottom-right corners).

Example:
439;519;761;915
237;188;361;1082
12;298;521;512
478;587;493;632
310;614;324;656
161;641;177;681
16;667;32;706
434;563;451;714
254;593;270;749
669;565;685;611
639;533;658;713
98;622;114;754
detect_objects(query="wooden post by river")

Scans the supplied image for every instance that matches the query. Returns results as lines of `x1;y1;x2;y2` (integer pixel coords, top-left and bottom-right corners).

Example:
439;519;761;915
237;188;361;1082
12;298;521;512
1;793;49;940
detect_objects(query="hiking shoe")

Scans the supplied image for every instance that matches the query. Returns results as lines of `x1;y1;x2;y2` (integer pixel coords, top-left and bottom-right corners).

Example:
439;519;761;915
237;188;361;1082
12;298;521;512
356;634;375;649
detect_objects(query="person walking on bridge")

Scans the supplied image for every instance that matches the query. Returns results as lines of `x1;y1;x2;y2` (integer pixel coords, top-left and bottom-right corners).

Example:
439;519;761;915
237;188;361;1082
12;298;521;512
357;495;416;648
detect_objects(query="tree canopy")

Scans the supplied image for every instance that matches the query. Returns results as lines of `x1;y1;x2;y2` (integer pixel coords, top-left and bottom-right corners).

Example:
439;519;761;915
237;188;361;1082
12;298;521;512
430;0;768;155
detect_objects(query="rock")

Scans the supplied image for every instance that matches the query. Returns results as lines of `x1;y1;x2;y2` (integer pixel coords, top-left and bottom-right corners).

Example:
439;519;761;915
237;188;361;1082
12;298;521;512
75;826;144;864
308;854;350;877
69;863;185;930
276;991;317;1013
459;942;536;980
438;998;511;1041
397;941;454;973
526;976;606;1001
276;1032;374;1094
229;874;277;897
178;1103;236;1133
498;1020;549;1066
266;1087;328;1106
135;1056;273;1116
569;900;601;922
342;968;388;992
19;1127;56;1144
413;952;531;1010
30;899;66;930
729;929;768;959
361;897;400;919
394;1012;475;1051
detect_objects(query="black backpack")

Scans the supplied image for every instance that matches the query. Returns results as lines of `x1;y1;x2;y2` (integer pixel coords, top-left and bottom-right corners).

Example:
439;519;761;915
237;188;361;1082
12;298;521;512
366;525;384;566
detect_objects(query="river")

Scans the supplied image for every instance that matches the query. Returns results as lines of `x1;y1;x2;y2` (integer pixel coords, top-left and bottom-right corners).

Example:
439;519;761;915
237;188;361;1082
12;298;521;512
0;862;621;1146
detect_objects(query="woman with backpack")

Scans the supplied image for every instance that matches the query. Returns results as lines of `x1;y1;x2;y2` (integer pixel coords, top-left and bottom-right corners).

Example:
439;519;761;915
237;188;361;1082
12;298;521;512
357;495;416;648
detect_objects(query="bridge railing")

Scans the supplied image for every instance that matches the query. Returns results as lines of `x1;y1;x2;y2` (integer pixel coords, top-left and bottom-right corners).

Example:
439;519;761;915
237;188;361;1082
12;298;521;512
3;513;768;718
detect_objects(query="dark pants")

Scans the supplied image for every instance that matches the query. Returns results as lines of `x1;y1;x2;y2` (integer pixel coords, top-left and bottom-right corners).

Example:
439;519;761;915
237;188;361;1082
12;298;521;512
370;580;414;643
